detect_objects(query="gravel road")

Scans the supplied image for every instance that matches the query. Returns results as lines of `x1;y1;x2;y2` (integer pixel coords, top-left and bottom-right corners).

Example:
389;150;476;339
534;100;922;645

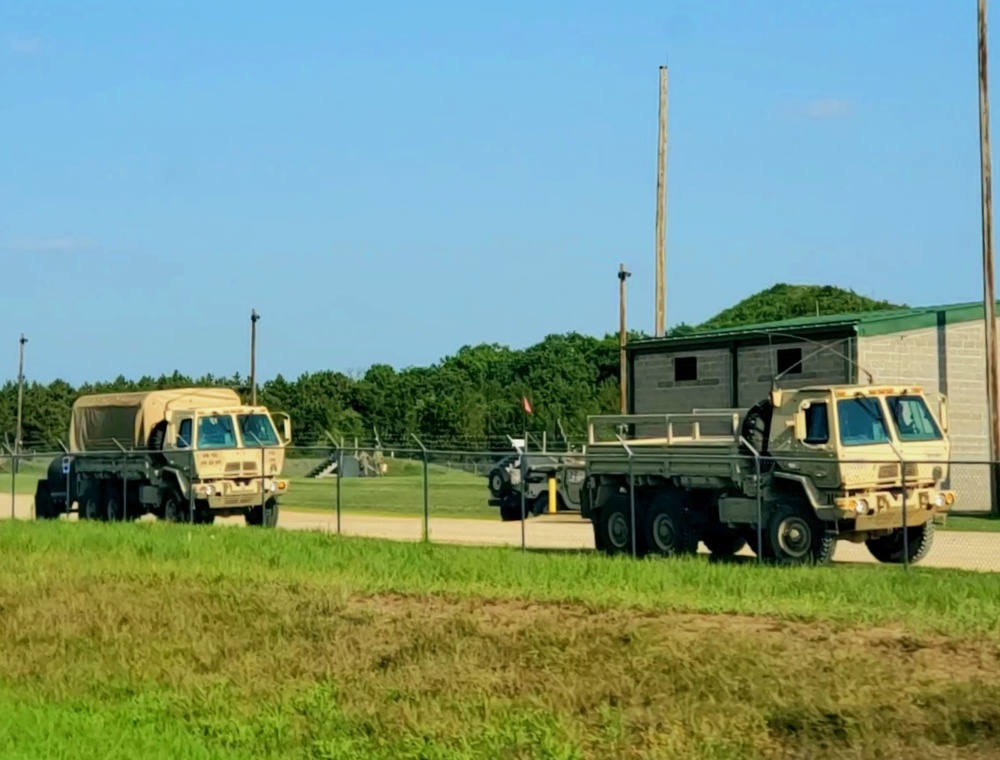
2;491;998;572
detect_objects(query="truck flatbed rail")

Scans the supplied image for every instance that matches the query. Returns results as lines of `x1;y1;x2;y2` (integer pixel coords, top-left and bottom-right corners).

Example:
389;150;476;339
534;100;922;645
586;412;742;447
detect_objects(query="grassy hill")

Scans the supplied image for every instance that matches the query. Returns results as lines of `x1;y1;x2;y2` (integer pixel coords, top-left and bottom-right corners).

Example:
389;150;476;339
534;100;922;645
670;284;905;335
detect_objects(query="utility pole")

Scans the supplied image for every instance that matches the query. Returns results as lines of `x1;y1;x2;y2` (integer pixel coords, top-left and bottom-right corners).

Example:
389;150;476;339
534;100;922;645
15;334;26;466
979;0;1000;516
618;263;631;414
250;310;260;406
654;64;669;337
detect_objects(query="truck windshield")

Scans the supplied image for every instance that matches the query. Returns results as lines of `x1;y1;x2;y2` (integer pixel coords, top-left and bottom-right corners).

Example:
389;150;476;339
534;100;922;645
197;414;238;449
238;413;280;446
886;395;942;441
836;397;890;446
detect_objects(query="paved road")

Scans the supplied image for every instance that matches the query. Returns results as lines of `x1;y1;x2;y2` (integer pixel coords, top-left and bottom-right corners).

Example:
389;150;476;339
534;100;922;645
3;491;999;572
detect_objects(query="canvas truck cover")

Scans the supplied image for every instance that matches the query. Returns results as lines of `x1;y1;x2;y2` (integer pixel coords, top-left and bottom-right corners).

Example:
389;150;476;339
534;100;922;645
68;387;242;452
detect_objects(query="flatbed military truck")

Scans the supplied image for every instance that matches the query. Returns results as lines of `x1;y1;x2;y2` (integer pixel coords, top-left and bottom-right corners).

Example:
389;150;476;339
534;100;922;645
580;383;955;565
33;387;292;527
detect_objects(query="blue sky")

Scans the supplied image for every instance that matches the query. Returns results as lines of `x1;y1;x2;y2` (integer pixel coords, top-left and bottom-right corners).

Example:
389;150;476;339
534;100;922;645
0;0;989;385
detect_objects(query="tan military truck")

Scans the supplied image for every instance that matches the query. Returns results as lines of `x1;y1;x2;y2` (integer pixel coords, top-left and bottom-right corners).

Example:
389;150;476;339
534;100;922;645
33;387;292;527
581;383;954;565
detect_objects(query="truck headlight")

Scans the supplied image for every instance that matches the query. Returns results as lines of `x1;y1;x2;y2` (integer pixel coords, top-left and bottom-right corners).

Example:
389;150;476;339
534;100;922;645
855;499;868;514
934;493;946;508
205;485;214;497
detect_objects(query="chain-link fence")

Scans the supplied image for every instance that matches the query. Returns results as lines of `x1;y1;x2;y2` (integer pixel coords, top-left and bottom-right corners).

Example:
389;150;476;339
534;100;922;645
2;441;1000;572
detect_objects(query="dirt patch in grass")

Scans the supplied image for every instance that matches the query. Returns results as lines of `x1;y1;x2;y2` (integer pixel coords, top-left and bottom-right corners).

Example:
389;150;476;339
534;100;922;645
1;574;1000;759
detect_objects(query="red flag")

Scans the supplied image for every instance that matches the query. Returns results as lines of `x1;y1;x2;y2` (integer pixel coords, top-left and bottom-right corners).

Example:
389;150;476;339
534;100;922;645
522;396;533;414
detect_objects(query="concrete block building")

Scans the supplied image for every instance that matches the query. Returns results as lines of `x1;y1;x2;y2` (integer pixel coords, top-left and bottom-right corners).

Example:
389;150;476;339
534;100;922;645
624;301;995;512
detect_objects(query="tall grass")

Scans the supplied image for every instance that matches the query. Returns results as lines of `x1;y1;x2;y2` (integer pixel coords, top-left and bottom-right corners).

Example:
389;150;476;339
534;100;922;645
1;520;999;758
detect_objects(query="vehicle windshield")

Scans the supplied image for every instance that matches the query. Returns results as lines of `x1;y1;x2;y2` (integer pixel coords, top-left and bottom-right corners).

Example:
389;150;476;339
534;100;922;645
886;394;943;442
238;413;280;446
197;414;238;449
836;396;891;446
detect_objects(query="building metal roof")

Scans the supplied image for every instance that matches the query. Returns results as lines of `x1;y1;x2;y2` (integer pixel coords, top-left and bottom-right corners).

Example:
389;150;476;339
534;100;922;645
626;300;999;353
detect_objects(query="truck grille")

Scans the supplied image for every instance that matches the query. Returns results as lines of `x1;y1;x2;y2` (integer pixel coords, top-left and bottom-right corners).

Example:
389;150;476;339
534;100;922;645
877;463;919;481
224;461;258;474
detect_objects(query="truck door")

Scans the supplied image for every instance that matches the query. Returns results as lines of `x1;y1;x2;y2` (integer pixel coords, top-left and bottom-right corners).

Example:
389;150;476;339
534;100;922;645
163;416;194;471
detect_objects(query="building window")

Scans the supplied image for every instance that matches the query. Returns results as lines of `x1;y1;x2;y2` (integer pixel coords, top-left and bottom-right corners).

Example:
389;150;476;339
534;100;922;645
777;347;802;375
804;402;829;444
674;356;697;382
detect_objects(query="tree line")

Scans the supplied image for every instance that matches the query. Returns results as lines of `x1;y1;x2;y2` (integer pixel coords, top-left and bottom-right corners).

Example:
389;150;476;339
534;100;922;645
0;333;624;453
0;285;904;454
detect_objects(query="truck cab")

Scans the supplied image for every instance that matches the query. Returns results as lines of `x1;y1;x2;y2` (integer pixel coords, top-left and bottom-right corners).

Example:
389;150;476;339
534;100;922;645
161;405;292;509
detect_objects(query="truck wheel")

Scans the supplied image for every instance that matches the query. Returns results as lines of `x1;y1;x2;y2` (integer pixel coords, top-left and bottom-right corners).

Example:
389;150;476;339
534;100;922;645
531;493;549;517
78;481;104;521
597;494;645;557
643;491;695;557
702;526;747;557
499;504;524;522
246;498;279;528
34;481;59;520
488;468;510;498
193;501;216;525
865;522;934;564
104;480;127;522
162;491;190;523
766;503;835;566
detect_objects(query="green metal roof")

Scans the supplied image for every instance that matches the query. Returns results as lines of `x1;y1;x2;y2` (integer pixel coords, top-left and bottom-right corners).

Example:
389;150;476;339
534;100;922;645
626;299;999;352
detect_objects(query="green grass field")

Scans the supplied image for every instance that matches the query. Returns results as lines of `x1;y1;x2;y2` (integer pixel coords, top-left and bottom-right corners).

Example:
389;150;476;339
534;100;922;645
0;520;998;759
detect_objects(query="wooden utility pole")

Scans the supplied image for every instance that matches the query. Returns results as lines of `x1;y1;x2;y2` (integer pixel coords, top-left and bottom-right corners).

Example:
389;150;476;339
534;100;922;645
250;309;260;406
654;65;669;337
979;0;1000;516
619;263;631;413
15;334;26;461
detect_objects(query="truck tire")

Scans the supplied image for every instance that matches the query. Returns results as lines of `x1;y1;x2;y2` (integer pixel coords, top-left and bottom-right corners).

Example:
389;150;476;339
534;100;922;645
865;522;934;565
596;494;646;557
531;493;550;516
78;480;104;521
488;468;511;498
766;503;835;565
643;490;696;557
104;480;127;522
499;504;525;521
246;498;279;528
34;480;59;520
162;490;190;523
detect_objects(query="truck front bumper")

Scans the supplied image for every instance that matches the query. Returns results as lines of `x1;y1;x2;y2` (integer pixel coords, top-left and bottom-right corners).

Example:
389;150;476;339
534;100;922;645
834;488;955;532
193;478;289;510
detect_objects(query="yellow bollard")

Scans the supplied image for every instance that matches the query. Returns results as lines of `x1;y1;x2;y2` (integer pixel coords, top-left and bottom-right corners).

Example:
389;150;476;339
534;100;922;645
548;476;557;514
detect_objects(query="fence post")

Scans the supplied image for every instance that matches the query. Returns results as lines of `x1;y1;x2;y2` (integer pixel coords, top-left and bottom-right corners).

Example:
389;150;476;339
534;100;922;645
521;439;529;552
189;448;196;524
616;435;637;558
411;434;429;543
8;445;17;520
113;437;127;522
898;451;909;569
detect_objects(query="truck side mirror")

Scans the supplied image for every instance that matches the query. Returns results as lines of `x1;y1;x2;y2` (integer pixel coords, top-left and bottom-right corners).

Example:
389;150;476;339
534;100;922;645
272;412;292;444
937;393;949;434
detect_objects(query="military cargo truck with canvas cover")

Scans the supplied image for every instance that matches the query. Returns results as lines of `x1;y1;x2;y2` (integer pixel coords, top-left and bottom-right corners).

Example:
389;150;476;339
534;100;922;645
580;383;955;565
33;388;292;526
